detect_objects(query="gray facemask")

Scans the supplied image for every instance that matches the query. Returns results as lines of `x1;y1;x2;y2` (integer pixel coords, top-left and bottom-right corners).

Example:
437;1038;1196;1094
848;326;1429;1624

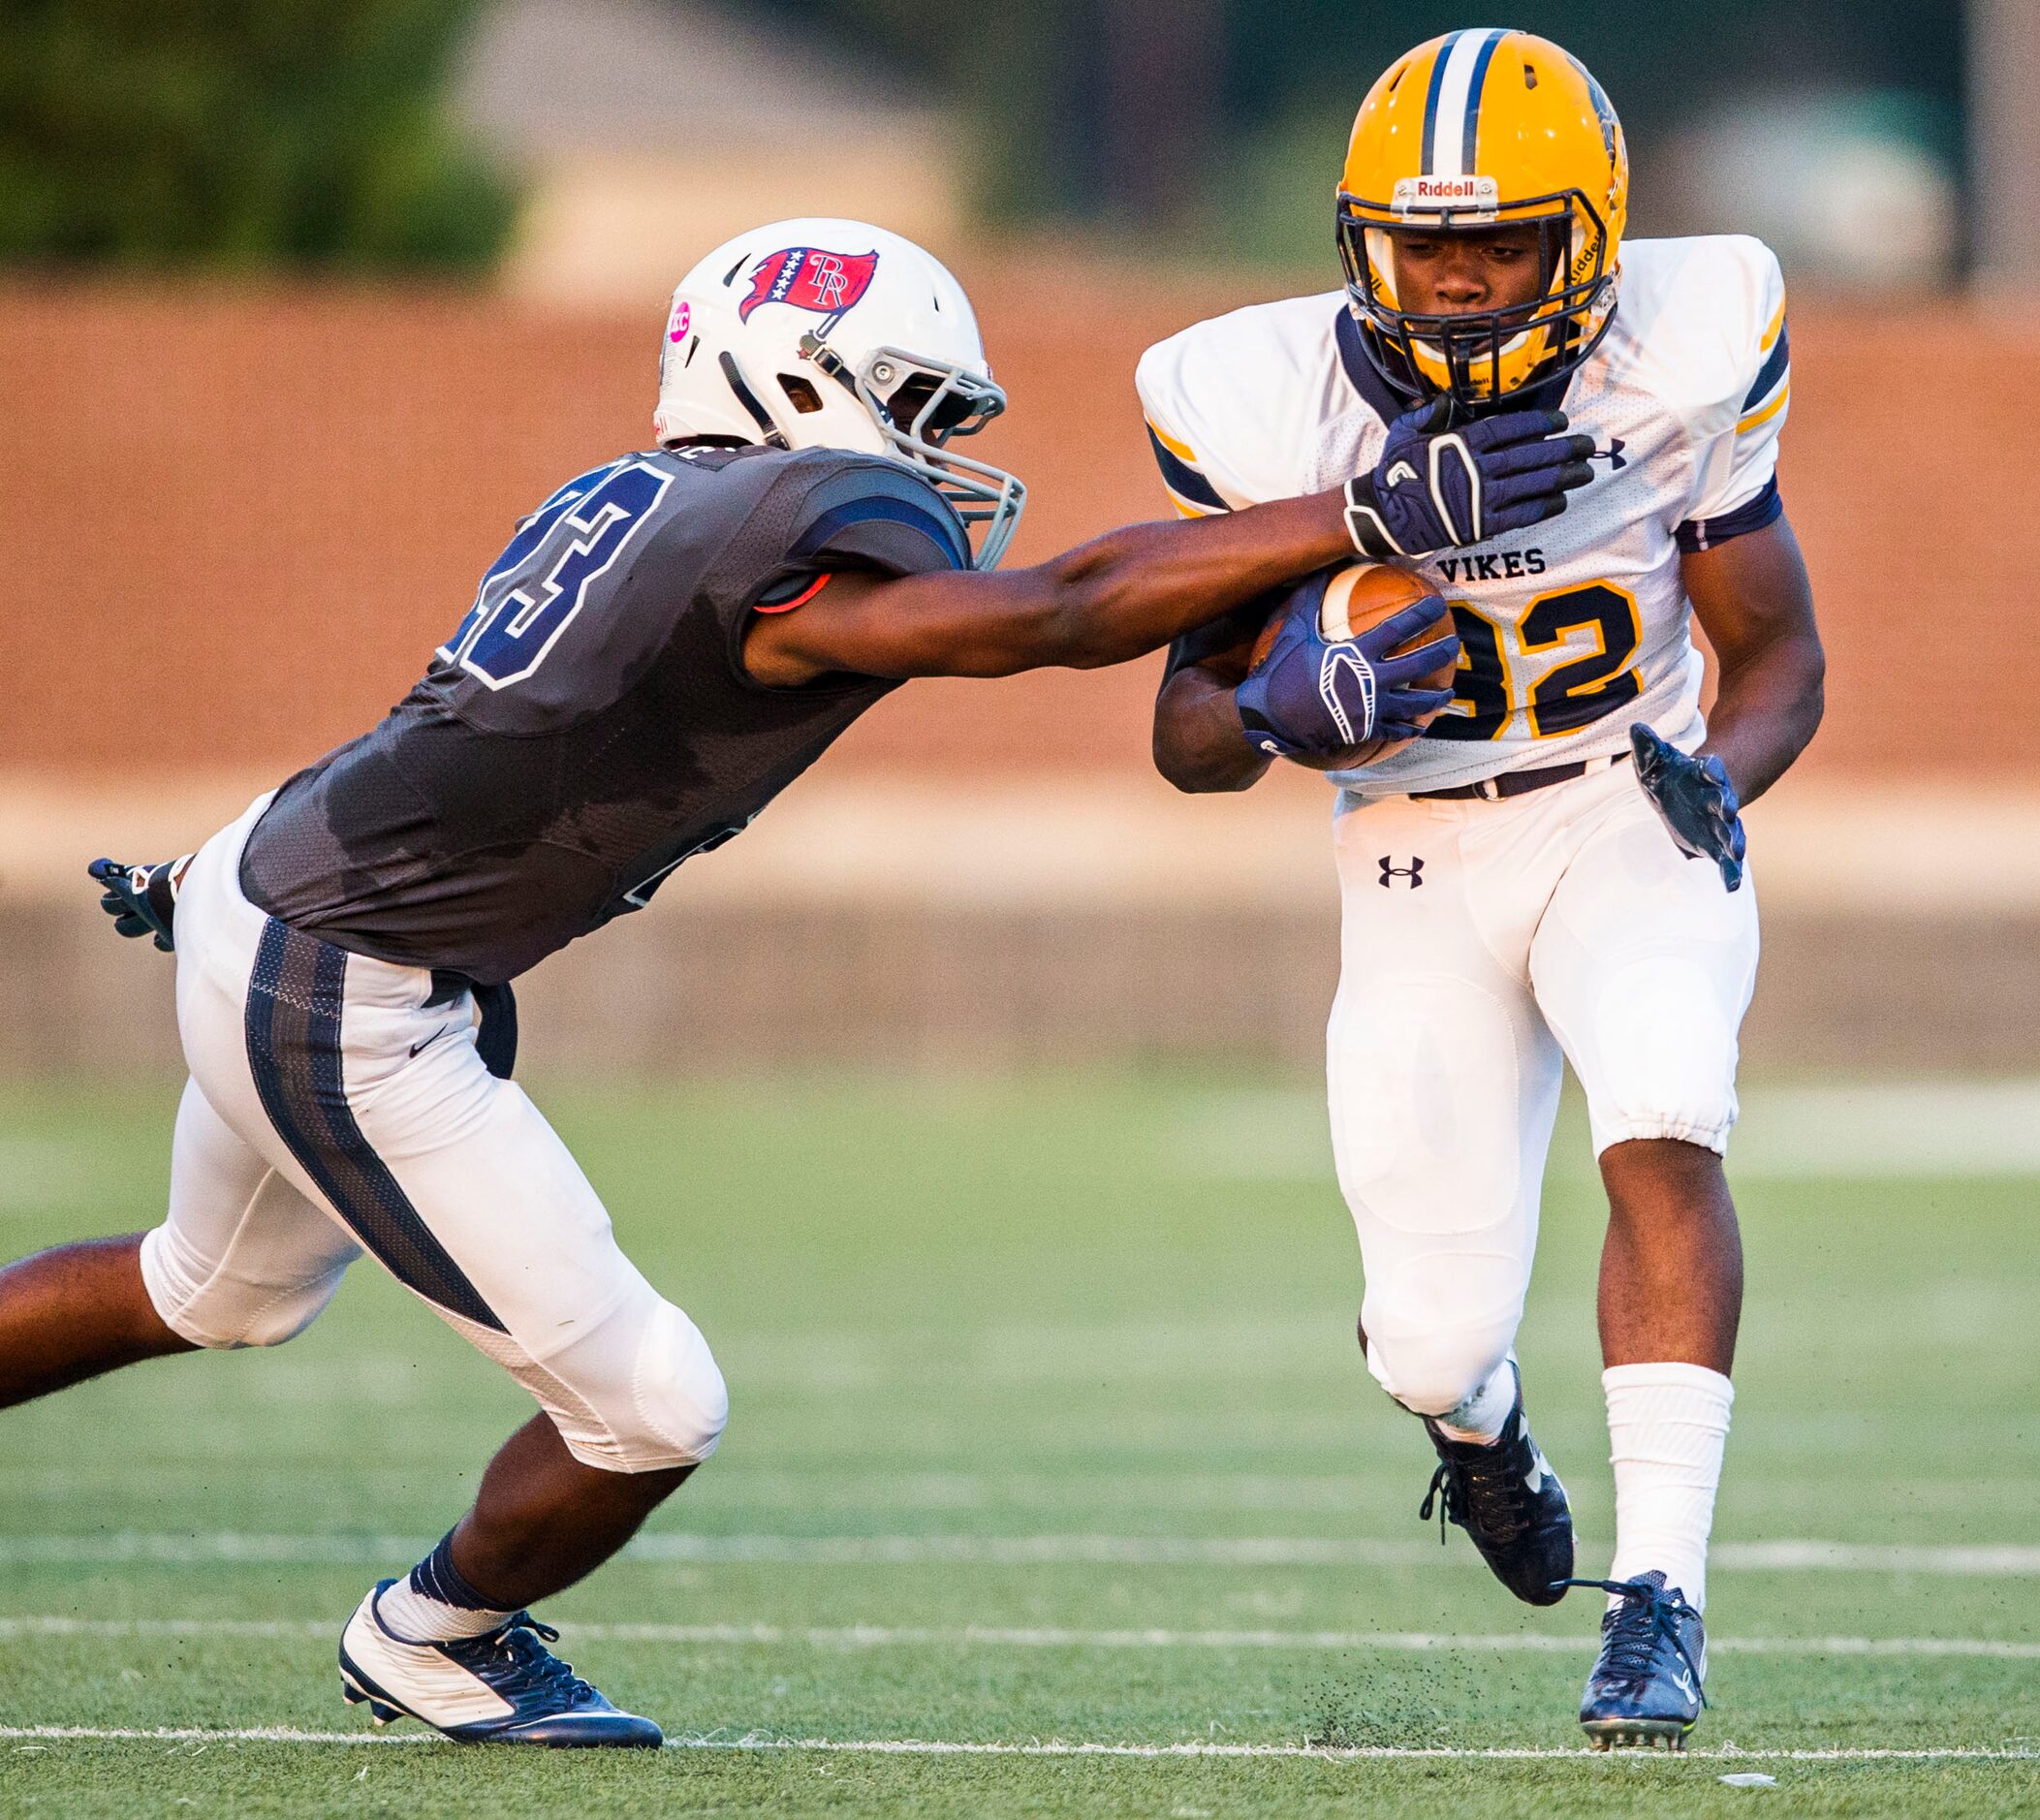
800;332;1027;571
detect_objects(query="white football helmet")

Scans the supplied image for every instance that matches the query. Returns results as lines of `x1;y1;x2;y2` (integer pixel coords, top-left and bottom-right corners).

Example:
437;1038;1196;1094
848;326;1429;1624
653;218;1025;569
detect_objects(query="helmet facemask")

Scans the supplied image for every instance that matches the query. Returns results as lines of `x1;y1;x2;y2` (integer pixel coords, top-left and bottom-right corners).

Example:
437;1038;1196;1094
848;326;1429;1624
797;332;1026;570
1337;188;1617;414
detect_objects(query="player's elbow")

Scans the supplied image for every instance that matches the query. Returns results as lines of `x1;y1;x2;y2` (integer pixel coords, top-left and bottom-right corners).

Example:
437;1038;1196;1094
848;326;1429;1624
1152;690;1265;794
1154;728;1250;793
1772;630;1826;745
1797;639;1826;727
1154;739;1209;793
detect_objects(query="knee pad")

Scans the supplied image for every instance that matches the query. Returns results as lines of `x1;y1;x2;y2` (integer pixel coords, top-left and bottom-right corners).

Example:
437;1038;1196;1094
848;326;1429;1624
630;1297;729;1465
1361;1250;1522;1418
531;1291;728;1474
139;1224;346;1350
1370;1334;1514;1419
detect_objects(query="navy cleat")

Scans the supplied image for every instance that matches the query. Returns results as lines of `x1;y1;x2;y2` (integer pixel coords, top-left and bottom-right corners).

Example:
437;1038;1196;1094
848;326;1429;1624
339;1581;662;1747
1418;1365;1574;1605
1565;1571;1708;1751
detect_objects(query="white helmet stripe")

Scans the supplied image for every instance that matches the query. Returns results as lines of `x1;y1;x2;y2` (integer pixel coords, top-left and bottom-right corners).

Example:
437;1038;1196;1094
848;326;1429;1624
1428;28;1503;180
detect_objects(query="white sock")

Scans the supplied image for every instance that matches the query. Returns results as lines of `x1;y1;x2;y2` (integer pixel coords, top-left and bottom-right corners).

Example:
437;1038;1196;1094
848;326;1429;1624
372;1534;516;1644
375;1578;512;1643
1604;1362;1734;1611
1432;1358;1517;1444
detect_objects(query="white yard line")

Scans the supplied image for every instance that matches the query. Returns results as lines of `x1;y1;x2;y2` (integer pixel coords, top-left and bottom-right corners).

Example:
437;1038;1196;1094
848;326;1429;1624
4;1615;2036;1660
0;1724;2032;1762
4;1532;2037;1574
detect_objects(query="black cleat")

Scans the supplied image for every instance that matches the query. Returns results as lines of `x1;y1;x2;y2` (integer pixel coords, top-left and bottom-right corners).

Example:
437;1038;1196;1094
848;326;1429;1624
1566;1570;1708;1751
1418;1365;1573;1606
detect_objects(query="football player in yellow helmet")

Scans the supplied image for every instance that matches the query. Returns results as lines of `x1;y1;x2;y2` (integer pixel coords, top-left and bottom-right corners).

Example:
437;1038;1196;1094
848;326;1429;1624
1142;25;1828;1754
1338;30;1628;411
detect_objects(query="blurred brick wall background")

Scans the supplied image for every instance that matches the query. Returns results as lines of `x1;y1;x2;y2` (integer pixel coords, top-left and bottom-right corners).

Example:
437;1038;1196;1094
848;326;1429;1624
4;269;2028;785
3;268;2032;1077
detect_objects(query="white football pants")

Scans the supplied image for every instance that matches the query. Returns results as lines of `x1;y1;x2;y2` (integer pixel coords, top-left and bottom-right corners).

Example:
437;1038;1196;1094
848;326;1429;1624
138;798;728;1473
1327;759;1758;1417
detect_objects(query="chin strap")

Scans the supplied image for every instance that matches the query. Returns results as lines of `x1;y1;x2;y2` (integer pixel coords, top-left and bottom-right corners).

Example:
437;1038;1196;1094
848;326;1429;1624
717;352;788;450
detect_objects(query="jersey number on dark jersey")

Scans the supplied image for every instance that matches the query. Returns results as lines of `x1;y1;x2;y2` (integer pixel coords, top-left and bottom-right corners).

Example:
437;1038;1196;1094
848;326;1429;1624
440;460;674;689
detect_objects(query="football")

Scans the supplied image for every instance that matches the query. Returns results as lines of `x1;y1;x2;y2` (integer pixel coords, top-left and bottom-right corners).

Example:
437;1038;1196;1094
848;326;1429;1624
1247;561;1459;770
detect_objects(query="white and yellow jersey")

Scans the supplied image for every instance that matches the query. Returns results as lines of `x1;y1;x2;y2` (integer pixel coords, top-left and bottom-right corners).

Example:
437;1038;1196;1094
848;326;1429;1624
1136;235;1791;796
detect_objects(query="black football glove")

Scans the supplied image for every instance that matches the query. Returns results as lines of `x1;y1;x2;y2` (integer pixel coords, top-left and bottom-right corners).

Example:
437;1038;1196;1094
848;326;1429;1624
1342;397;1595;559
1629;725;1745;892
88;856;189;952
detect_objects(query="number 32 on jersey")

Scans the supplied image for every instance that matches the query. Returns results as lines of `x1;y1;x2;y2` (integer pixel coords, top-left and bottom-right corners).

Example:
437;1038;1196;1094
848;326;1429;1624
1428;581;1643;742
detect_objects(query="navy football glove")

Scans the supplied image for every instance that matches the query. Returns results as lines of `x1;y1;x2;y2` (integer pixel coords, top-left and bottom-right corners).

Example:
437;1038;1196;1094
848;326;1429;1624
1236;577;1460;762
1629;725;1745;892
88;856;188;952
1343;397;1595;559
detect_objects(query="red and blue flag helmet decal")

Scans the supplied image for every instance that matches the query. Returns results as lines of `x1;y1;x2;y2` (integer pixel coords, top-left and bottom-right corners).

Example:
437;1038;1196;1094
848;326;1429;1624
738;247;881;333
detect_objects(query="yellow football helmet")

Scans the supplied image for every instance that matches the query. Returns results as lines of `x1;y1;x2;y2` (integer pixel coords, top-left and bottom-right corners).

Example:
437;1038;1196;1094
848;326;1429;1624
1336;28;1629;411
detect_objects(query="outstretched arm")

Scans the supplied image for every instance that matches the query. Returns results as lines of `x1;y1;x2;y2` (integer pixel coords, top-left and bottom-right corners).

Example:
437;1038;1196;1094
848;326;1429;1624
742;490;1358;687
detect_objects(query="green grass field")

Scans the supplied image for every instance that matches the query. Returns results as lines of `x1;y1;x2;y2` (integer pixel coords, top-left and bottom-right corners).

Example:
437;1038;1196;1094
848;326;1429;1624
2;1073;2036;1816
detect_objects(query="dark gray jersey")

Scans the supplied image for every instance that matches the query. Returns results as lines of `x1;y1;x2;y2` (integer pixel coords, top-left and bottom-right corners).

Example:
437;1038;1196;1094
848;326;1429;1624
239;444;969;982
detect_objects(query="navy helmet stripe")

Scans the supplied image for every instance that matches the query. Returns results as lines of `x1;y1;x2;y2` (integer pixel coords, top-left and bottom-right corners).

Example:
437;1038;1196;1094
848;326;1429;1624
1742;324;1791;411
1420;31;1464;175
1146;427;1227;512
244;919;506;1333
1461;30;1505;173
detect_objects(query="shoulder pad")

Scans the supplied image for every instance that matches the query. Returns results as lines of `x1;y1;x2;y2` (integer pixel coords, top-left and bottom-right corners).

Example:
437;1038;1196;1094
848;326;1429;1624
782;451;971;575
1617;236;1788;426
1136;294;1346;510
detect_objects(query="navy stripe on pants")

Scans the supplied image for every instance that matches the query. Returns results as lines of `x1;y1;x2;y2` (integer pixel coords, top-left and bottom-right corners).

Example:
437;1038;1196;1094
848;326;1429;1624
244;918;505;1332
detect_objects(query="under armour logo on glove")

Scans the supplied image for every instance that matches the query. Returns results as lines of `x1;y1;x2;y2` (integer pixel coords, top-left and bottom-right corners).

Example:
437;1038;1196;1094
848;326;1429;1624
1343;397;1596;558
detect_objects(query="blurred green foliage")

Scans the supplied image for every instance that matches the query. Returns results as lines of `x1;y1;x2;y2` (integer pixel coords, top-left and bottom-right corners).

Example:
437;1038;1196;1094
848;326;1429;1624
0;0;515;270
0;0;1965;273
748;0;1965;261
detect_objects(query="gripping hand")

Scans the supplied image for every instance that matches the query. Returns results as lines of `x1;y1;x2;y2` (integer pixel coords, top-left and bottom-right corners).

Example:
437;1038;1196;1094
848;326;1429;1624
1629;725;1745;892
88;856;188;952
1236;580;1459;762
1343;397;1594;559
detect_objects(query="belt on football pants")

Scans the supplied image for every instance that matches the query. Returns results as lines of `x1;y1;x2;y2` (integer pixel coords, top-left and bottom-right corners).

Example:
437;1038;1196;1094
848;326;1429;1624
1409;751;1628;802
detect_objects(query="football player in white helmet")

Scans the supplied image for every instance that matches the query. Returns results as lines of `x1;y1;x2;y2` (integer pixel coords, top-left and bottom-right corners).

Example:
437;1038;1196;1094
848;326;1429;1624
1143;34;1825;1750
653;217;1025;566
5;216;1555;1747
